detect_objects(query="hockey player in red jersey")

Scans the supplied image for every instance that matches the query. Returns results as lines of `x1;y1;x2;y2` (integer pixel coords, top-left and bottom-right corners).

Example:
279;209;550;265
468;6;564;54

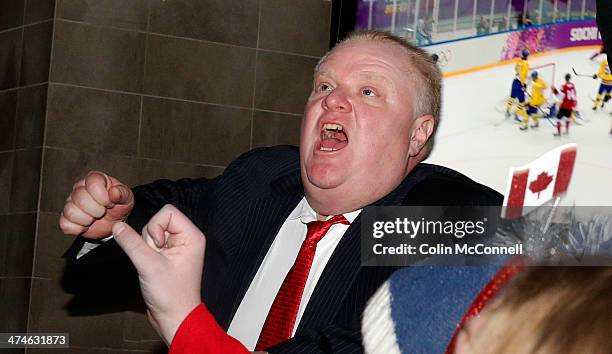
552;73;577;136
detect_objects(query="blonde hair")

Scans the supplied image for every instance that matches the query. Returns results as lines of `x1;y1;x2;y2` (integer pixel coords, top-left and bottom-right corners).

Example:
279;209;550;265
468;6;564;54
467;267;612;354
317;30;442;156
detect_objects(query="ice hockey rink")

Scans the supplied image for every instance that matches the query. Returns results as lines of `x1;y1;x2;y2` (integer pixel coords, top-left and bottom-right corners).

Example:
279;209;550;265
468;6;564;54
426;48;612;206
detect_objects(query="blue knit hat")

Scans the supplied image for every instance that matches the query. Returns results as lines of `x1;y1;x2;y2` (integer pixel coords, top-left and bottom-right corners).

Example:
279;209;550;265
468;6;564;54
362;265;501;354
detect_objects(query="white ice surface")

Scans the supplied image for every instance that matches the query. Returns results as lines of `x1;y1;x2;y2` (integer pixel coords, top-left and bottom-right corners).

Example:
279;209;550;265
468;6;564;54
426;49;612;206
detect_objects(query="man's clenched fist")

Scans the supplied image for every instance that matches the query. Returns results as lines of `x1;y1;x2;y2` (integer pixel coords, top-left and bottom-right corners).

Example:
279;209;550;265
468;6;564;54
59;171;134;239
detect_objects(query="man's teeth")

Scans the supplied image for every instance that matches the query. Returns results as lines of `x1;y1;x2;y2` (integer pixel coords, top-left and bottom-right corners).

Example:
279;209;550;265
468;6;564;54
320;147;337;151
322;123;343;132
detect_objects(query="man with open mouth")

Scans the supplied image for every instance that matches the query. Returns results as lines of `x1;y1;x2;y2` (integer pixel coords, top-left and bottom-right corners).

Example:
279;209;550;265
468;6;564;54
58;31;502;353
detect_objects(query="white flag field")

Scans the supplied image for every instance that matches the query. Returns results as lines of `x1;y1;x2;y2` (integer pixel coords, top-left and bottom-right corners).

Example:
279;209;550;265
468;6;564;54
502;143;577;219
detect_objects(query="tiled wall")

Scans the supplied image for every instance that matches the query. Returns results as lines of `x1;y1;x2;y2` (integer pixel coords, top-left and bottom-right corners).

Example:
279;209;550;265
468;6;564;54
1;0;332;353
0;1;55;353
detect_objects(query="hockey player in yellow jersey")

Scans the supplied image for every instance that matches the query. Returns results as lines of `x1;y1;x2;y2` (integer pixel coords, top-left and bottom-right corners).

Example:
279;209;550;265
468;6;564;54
516;51;530;85
506;49;530;120
593;58;612;110
520;71;548;130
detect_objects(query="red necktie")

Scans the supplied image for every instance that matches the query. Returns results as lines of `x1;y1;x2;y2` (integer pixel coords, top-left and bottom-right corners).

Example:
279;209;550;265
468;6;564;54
255;214;349;350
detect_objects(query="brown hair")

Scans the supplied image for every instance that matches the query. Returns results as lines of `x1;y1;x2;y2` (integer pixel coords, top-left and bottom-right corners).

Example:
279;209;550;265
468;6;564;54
467;266;612;354
317;30;442;157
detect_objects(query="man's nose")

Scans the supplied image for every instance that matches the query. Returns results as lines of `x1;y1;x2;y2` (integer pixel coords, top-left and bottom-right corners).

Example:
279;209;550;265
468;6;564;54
323;89;352;113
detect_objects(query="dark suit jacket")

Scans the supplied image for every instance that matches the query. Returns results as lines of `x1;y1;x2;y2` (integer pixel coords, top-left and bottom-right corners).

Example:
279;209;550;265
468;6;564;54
63;145;502;353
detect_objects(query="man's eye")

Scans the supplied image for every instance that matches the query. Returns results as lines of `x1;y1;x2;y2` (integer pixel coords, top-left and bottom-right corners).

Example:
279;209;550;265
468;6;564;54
318;83;333;92
362;88;376;97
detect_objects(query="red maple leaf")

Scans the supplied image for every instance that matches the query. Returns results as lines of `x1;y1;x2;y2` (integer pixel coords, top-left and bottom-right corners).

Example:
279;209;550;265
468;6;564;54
529;172;553;198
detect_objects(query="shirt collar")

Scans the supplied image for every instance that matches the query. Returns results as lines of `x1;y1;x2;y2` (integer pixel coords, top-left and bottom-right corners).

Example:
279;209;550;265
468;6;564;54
288;197;361;224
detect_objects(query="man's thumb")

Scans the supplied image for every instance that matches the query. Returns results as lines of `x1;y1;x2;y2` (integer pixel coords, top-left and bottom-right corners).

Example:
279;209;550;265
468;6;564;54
109;184;133;206
112;221;157;272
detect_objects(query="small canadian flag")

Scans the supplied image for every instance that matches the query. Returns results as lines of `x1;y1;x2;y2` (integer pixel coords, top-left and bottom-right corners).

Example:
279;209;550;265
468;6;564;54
502;143;577;219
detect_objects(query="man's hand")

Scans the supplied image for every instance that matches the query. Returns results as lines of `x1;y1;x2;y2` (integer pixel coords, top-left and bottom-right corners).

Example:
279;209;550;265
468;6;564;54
59;171;134;239
111;204;205;346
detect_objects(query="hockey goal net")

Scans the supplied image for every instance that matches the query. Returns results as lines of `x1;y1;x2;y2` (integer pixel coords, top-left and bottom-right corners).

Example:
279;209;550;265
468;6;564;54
530;62;557;88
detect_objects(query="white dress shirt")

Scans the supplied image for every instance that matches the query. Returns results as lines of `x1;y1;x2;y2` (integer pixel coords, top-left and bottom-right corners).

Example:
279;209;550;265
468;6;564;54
227;197;361;350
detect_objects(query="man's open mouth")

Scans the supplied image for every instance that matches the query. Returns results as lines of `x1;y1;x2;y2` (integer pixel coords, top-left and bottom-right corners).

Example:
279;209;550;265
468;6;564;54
319;123;348;152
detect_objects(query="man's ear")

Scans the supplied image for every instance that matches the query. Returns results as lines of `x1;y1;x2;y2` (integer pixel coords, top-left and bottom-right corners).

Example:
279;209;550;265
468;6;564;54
408;115;435;157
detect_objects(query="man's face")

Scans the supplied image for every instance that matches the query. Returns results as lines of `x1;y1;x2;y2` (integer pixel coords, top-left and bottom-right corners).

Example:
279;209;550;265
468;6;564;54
300;40;429;214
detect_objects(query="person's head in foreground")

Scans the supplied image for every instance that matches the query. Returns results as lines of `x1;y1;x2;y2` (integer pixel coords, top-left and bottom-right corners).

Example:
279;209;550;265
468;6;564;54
300;30;441;216
455;266;612;354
